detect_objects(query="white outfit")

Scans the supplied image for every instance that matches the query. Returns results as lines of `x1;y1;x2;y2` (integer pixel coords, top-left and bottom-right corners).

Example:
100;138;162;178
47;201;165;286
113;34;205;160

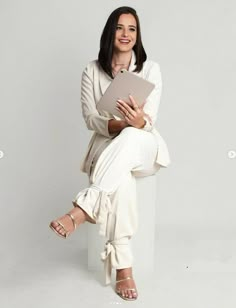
72;50;171;285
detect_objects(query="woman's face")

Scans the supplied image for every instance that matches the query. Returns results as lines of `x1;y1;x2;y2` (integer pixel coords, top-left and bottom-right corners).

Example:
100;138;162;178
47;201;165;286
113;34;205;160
113;13;137;53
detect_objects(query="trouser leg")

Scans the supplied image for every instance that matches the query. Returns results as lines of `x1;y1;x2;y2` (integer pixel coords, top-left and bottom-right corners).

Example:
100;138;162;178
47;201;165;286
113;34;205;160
90;126;159;191
100;171;138;284
72;127;159;284
73;127;158;235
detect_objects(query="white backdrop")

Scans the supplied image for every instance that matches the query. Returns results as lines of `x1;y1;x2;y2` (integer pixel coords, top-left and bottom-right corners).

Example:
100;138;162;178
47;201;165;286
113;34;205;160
0;0;235;307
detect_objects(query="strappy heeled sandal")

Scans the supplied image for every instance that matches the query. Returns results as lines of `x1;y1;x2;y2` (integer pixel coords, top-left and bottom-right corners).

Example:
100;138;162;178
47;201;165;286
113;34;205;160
115;276;138;301
49;213;77;239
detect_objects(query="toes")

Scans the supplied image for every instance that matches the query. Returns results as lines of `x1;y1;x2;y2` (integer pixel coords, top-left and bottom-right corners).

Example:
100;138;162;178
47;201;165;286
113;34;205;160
57;227;64;235
56;225;63;233
51;221;58;228
52;221;63;232
58;226;66;235
51;215;72;232
117;287;137;300
51;222;65;236
51;222;60;231
54;224;60;231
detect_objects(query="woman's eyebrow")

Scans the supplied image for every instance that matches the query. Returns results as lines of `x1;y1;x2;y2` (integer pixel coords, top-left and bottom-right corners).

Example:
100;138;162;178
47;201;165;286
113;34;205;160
117;23;137;28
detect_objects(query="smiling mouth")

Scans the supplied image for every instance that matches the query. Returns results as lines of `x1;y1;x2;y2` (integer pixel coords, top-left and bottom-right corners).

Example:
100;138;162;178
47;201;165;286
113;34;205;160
119;39;130;44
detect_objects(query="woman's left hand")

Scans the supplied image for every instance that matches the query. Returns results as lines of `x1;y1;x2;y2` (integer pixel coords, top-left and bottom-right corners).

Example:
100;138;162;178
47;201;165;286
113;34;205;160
116;95;146;129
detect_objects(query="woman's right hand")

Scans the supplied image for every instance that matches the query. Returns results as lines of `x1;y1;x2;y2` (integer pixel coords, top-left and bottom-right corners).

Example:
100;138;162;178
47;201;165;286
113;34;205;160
116;95;147;129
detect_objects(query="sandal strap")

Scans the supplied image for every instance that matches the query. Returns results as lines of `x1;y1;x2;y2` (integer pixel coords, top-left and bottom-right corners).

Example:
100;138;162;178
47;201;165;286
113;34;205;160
66;213;77;230
116;288;137;292
55;221;70;237
56;221;67;232
116;276;133;283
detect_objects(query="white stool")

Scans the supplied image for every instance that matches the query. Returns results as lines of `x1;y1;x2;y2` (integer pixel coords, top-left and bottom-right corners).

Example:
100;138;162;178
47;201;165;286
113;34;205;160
87;175;158;275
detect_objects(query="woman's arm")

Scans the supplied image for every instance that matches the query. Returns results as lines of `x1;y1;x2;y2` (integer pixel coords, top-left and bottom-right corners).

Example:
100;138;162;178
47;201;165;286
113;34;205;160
108;119;130;134
115;62;162;131
81;61;162;136
81;66;117;138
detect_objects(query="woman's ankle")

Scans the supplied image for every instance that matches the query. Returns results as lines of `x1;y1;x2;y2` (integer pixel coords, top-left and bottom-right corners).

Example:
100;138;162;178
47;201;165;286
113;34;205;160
68;207;87;224
71;204;96;224
116;267;133;278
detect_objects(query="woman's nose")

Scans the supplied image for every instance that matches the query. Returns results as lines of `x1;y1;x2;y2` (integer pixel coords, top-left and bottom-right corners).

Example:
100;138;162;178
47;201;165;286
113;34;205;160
123;29;128;36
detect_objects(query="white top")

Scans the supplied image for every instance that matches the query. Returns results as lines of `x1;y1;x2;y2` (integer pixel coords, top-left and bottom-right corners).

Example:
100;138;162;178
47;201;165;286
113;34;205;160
79;49;171;176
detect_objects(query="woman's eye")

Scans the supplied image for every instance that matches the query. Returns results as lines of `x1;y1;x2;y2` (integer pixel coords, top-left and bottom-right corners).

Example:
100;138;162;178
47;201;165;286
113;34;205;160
116;26;136;31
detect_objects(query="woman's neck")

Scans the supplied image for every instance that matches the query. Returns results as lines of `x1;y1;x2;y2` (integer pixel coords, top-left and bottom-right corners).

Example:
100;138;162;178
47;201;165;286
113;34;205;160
111;50;132;67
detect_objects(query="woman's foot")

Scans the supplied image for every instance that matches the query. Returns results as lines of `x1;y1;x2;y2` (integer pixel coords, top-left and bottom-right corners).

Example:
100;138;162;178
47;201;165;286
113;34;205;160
50;206;95;238
116;267;138;300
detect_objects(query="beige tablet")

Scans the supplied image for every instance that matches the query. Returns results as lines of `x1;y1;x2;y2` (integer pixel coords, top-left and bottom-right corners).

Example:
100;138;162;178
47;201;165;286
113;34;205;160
97;69;155;119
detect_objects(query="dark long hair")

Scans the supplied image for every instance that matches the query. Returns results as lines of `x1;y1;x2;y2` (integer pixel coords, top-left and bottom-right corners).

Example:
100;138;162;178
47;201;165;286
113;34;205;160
98;6;147;79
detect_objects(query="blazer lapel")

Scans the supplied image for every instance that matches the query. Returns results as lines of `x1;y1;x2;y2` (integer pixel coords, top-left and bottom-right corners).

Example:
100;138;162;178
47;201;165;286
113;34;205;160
99;49;137;95
98;67;112;96
128;49;137;72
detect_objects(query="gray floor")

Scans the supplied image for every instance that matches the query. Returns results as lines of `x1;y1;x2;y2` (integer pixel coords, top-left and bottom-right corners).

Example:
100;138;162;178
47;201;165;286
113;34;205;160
1;227;236;308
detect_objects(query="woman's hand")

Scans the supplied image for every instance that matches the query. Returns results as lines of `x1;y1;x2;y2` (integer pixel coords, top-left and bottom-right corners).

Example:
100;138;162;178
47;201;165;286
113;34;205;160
116;95;146;129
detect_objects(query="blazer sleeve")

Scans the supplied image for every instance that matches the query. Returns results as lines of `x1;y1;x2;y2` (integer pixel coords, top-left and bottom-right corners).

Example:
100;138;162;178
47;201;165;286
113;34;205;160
81;65;115;138
141;62;163;132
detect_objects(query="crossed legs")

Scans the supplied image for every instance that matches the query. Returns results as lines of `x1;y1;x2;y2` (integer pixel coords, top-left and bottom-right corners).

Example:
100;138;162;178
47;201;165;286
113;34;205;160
49;127;159;299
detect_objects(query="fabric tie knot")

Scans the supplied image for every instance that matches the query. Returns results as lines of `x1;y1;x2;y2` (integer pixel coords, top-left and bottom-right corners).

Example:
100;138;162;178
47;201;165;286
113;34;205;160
100;238;129;285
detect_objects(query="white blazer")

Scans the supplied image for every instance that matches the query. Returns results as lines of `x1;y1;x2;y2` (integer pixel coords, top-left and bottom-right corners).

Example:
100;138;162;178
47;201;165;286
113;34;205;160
80;50;171;175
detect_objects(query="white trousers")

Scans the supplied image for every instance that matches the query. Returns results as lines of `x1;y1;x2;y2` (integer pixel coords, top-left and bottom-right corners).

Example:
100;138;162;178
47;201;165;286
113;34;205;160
72;127;159;285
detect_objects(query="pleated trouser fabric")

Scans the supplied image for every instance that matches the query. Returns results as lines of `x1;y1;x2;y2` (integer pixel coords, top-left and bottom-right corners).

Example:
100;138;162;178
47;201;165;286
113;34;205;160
72;126;159;285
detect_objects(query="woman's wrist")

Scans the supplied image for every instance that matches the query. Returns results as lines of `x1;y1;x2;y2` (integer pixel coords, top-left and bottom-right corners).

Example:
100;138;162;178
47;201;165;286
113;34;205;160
108;119;129;134
138;118;146;129
120;120;129;129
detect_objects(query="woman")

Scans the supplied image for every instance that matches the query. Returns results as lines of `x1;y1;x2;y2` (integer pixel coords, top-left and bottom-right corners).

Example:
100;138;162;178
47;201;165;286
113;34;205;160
49;6;170;301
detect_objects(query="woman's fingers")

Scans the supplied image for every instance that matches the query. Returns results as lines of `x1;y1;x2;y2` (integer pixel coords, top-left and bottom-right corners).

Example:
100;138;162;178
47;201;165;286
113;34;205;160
117;96;146;112
116;97;146;129
116;106;129;119
128;95;139;110
116;103;131;122
128;95;147;111
116;99;135;117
